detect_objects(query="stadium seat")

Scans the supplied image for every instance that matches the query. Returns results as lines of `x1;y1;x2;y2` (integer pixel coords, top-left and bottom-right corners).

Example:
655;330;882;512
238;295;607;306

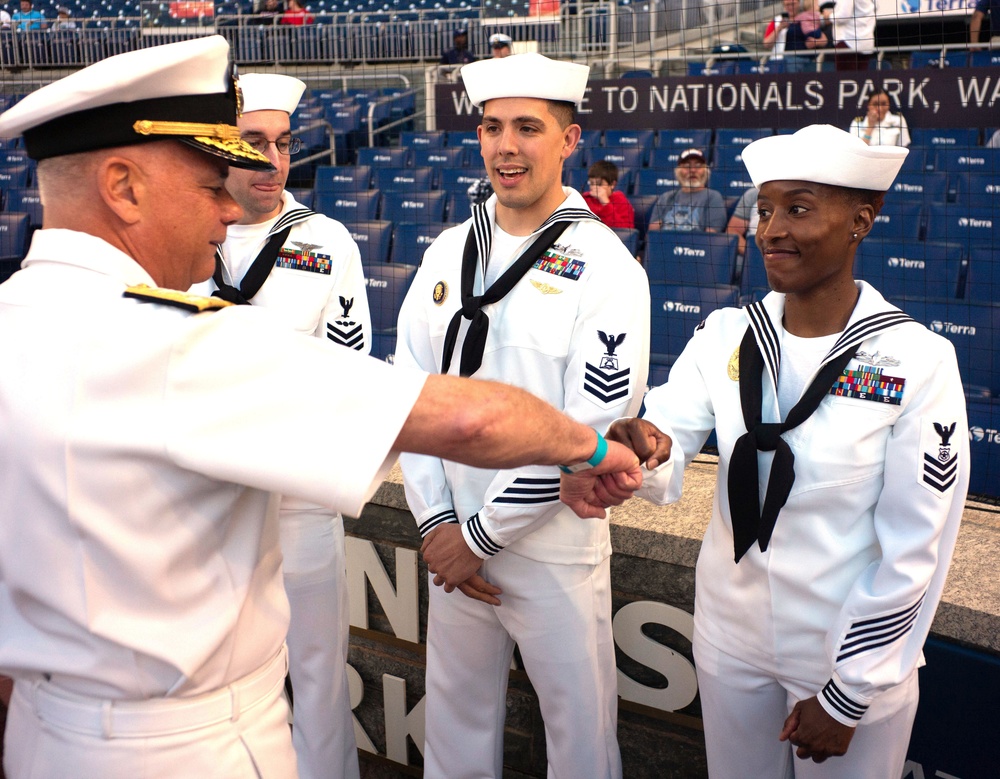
365;262;418;362
604;129;655;167
356;146;411;168
400;130;446;148
563;167;589;192
908;128;981;149
314;189;381;222
951;172;1000;207
439;168;486;196
313;165;372;193
380;191;447;225
923;204;998;248
909;50;953;69
324;103;363;134
373;166;434;193
3;188;42;229
644;231;739;286
891;296;1000;399
577;129;603;153
714;128;771;152
933;148;1000;175
390;221;454;264
632;168;678;196
632;194;660;241
649;283;740;368
445;131;480;152
965;247;1000;305
0;212;30;283
967;399;1000;498
286;188;314;209
854;239;966;299
0;162;31;192
655;129;713;154
613;228;640;256
346;219;393;266
968;50;1000;68
586;145;644;173
739;240;769;300
889;172;950;204
868;201;925;243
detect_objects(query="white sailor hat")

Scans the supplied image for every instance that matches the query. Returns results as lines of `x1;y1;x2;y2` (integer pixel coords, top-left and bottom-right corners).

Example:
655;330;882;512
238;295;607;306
741;124;908;192
0;35;272;171
489;33;512;47
461;53;590;108
239;73;307;116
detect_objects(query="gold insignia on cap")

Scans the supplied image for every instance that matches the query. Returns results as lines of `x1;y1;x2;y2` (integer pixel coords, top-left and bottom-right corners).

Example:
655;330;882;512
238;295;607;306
433;281;448;305
727;346;740;381
530;279;562;295
133;120;242;140
123;284;233;313
194;134;272;164
234;71;244;117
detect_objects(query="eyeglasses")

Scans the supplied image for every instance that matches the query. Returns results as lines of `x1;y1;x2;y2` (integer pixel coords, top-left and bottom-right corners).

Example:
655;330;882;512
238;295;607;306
241;136;302;156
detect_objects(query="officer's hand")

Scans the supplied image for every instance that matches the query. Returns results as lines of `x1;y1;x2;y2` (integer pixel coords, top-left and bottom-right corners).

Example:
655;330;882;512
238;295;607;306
605;418;673;470
779;696;855;763
433;572;502;606
421;524;482;590
560;440;642;519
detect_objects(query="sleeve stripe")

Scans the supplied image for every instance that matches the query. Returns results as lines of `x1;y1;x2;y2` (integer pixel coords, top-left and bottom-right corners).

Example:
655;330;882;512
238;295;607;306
466;513;503;556
821;680;868;722
837;617;919;662
493;478;560;505
417;509;458;537
843;596;923;634
836;596;924;662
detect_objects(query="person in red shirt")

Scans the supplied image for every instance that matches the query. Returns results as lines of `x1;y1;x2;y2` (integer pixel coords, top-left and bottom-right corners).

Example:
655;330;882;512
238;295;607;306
280;0;313;25
582;159;635;229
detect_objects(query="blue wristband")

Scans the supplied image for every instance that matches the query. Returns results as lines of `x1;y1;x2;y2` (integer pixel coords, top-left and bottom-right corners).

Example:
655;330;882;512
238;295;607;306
559;431;608;474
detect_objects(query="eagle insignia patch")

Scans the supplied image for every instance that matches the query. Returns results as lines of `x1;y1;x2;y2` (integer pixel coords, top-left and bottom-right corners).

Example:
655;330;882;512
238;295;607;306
326;296;364;350
582;331;631;406
919;419;959;495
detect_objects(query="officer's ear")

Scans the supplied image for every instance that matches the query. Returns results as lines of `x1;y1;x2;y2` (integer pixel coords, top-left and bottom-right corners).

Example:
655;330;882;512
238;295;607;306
97;154;145;226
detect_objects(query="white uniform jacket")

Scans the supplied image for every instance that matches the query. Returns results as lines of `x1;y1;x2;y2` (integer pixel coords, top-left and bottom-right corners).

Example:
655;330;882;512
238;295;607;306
396;190;651;566
0;229;424;700
638;281;968;726
194;190;372;350
848;111;911;148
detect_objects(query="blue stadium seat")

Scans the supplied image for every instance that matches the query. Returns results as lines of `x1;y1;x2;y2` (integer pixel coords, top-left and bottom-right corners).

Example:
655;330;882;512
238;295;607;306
400;130;446;149
649;283;740;368
951;172;1000;207
373;166;434;193
324;103;363;134
346;220;393;266
908;127;981;149
366;262;418;362
965;247;1000;305
632;194;659;242
923;204;998;248
586;145;644;173
647;147;683;170
613;228;640;256
313;165;372;193
889;172;950;204
632;168;678;196
933;148;1000;175
0;212;30;283
909;50;954;69
714;128;771;152
445;131;479;152
577;129;603;154
286;188;314;210
891;296;1000;399
411;146;468;182
854;240;966;299
604;129;655;167
380;191;447;224
390;222;454;264
314;189;381;222
644;231;739;286
563;167;589;193
655;130;712;151
869;201;925;243
968;50;1000;68
740;240;768;299
356;146;411;168
898;148;930;174
3;188;42;229
0;162;31;192
967;399;1000;497
439;168;486;197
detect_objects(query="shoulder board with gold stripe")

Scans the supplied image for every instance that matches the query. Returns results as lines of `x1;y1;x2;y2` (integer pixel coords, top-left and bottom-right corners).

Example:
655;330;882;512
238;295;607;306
123;284;233;313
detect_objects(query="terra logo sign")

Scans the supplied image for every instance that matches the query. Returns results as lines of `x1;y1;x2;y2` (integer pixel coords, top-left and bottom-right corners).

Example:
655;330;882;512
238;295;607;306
664;301;701;313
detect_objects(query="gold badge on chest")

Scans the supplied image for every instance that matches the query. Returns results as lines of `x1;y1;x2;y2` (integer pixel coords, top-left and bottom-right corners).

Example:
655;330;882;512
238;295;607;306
727;346;740;381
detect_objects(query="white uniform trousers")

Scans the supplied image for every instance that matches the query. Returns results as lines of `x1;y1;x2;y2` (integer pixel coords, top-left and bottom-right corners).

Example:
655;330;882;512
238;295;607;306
280;510;360;779
694;633;919;779
423;552;622;779
3;647;295;779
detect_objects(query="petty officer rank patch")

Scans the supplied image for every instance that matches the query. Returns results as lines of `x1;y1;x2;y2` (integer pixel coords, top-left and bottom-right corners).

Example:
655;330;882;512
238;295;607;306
829;367;905;405
534;249;585;281
581;330;632;407
326;296;365;351
275;247;332;275
919;419;959;495
123;285;232;313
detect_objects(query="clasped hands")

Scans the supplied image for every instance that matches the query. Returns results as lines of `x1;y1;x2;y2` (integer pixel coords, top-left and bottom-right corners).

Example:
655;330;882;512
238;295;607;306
421;418;672;605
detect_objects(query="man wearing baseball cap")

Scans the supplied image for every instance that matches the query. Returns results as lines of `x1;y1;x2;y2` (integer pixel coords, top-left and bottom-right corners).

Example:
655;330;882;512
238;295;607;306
191;72;370;779
440;27;476;65
610;124;968;777
396;52;650;778
649;147;728;232
0;37;647;778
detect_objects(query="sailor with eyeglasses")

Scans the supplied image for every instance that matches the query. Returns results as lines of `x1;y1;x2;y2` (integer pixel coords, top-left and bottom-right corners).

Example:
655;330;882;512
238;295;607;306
190;72;371;779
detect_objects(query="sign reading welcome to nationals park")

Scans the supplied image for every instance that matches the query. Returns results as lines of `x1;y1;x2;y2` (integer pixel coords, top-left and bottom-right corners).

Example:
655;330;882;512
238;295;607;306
434;69;999;132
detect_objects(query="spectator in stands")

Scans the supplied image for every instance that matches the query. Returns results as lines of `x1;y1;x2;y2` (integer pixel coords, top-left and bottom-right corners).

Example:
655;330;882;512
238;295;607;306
441;27;476;65
763;0;799;61
396;53;649;779
818;0;836;46
189;74;370;779
49;6;76;30
489;32;512;58
608;123;969;779
279;0;312;25
783;0;829;72
0;35;644;779
970;0;999;49
649;148;727;232
0;8;11;28
256;0;282;24
725;185;759;257
848;89;910;147
833;0;875;70
987;129;1000;148
11;0;44;30
583;159;636;229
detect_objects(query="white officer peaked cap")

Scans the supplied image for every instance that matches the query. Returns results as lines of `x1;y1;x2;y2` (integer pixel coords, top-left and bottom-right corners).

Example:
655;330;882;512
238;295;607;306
742;124;908;192
0;35;272;171
461;53;590;108
239;73;307;116
489;33;512;47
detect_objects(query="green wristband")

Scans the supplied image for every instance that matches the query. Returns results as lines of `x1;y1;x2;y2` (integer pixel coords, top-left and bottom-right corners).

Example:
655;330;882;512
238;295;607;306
559;431;608;474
